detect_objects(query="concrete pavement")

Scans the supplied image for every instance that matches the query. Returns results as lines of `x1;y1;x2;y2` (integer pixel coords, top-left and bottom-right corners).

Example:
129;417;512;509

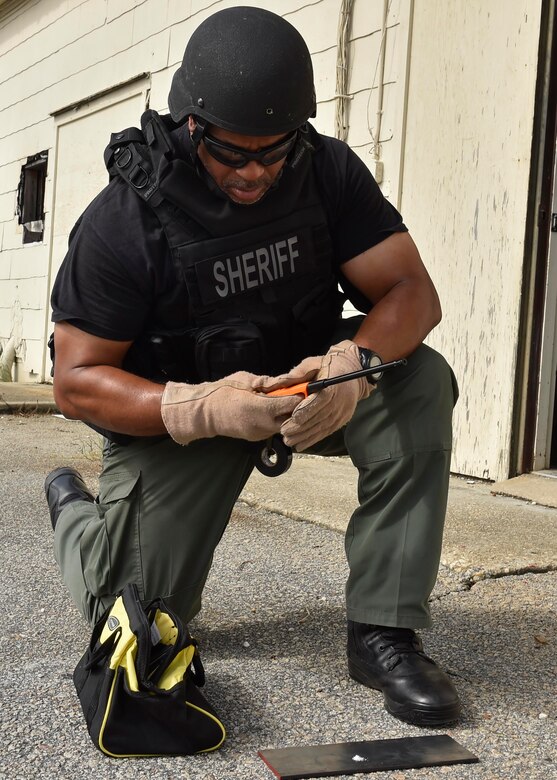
0;380;59;413
0;387;556;779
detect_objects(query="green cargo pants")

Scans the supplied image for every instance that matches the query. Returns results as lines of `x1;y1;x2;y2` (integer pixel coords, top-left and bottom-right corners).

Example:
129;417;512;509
54;341;457;629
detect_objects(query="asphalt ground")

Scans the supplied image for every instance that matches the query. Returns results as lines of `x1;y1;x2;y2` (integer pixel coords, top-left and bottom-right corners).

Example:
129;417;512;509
0;413;555;780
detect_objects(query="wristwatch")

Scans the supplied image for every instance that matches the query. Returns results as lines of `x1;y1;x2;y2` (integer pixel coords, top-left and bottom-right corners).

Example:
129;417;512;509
358;347;384;384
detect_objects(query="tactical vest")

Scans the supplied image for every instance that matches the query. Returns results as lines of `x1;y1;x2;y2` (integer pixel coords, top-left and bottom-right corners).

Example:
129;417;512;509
104;110;344;382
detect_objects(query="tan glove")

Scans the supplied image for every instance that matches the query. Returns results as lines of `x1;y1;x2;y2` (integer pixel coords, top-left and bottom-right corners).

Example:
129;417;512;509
280;340;374;451
161;371;300;445
256;355;323;392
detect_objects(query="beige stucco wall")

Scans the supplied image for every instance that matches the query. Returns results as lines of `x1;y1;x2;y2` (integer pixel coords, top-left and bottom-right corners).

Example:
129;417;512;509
400;1;543;480
344;0;412;204
0;0;172;377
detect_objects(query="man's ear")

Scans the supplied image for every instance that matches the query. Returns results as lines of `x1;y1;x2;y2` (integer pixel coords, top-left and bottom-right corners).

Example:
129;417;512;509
188;116;205;149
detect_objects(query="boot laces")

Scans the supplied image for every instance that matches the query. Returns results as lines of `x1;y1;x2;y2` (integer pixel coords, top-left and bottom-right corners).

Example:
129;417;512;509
375;628;432;672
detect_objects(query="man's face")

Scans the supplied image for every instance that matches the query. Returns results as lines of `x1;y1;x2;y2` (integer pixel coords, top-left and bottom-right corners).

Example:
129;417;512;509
189;117;291;205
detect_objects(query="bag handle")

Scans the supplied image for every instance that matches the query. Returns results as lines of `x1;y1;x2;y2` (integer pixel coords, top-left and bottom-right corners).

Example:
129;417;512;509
84;625;122;670
121;583;159;687
121;584;207;692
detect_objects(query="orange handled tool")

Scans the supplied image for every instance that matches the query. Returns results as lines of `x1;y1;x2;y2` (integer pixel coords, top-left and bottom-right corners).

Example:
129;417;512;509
265;358;407;398
253;358;407;477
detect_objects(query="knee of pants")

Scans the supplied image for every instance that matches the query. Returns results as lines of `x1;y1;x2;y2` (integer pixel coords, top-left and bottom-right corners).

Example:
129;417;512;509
329;318;458;409
375;344;457;415
345;344;457;465
403;344;458;410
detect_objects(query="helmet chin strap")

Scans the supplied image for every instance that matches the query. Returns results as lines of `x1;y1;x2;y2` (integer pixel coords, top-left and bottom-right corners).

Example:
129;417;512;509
184;121;230;202
187;117;227;199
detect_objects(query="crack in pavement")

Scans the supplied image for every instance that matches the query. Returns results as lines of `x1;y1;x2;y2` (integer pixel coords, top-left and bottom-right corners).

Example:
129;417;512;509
431;565;557;602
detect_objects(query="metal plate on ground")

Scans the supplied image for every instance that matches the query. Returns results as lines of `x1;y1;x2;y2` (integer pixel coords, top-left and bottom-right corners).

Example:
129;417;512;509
258;734;479;779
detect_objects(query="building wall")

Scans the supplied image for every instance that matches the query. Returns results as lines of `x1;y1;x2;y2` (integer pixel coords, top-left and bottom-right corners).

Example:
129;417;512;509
344;0;412;205
0;0;173;377
400;0;543;479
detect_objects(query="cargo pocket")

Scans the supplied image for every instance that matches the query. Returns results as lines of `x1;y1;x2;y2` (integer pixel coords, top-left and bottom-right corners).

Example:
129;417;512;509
80;471;142;600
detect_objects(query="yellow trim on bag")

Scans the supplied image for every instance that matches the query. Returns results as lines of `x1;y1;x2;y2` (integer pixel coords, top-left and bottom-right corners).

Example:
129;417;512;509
96;598;225;757
98;672;226;758
186;702;227;753
155;609;179;645
99;597;131;648
157;645;195;690
98;669;124;757
99;597;140;691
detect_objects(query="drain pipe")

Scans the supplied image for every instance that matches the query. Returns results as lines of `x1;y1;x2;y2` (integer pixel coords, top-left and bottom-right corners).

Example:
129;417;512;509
373;0;389;157
370;0;389;183
335;0;355;141
396;0;415;209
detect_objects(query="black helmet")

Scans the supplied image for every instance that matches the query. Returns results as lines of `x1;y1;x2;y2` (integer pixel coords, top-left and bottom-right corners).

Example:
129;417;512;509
168;6;316;135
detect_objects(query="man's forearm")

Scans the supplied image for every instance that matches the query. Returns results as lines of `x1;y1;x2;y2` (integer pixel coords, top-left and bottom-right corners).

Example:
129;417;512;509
54;365;167;436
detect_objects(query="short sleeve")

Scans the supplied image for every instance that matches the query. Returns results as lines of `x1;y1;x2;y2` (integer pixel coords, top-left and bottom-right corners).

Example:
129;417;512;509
51;179;168;340
313;133;407;266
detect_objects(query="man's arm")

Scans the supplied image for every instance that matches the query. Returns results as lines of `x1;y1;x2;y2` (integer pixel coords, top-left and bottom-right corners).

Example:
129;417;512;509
279;231;440;450
340;231;441;360
53;321;166;436
53;321;300;442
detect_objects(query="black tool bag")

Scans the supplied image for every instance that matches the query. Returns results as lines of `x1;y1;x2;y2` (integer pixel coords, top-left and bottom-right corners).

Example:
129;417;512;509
73;584;225;758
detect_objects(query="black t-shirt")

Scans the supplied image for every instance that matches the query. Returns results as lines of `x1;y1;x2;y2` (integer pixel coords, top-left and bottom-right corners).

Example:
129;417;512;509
51;124;407;343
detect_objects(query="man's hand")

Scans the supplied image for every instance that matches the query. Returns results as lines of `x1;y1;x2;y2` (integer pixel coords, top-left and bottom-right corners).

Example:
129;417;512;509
280;340;373;451
257;356;323;392
161;371;300;445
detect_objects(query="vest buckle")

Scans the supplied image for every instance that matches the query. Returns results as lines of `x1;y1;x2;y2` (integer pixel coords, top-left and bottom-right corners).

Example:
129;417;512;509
114;147;132;169
129;164;149;189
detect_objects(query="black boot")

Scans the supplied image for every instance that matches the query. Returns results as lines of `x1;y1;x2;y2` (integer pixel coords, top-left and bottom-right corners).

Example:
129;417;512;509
44;467;95;531
347;620;461;726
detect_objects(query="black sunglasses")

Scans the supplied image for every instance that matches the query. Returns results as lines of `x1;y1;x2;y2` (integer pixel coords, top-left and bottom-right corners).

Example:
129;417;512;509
201;129;298;168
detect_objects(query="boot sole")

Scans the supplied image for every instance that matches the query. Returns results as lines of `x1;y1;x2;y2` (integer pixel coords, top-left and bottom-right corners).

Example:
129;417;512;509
348;655;461;727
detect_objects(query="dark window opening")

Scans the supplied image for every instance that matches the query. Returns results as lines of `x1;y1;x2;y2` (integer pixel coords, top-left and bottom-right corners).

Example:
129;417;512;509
16;151;48;244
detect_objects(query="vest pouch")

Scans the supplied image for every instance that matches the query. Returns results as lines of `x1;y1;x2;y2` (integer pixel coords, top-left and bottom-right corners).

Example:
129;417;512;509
194;320;267;381
143;327;198;382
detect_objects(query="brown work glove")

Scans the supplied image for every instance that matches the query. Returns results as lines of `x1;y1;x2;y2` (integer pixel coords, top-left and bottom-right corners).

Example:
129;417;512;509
161;371;300;445
256;355;323;392
280;340;374;451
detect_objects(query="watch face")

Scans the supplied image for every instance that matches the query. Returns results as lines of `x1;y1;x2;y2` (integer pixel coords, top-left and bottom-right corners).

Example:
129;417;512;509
359;347;384;383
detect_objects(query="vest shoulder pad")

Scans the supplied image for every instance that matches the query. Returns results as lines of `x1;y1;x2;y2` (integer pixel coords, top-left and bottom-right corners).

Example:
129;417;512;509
104;110;178;205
